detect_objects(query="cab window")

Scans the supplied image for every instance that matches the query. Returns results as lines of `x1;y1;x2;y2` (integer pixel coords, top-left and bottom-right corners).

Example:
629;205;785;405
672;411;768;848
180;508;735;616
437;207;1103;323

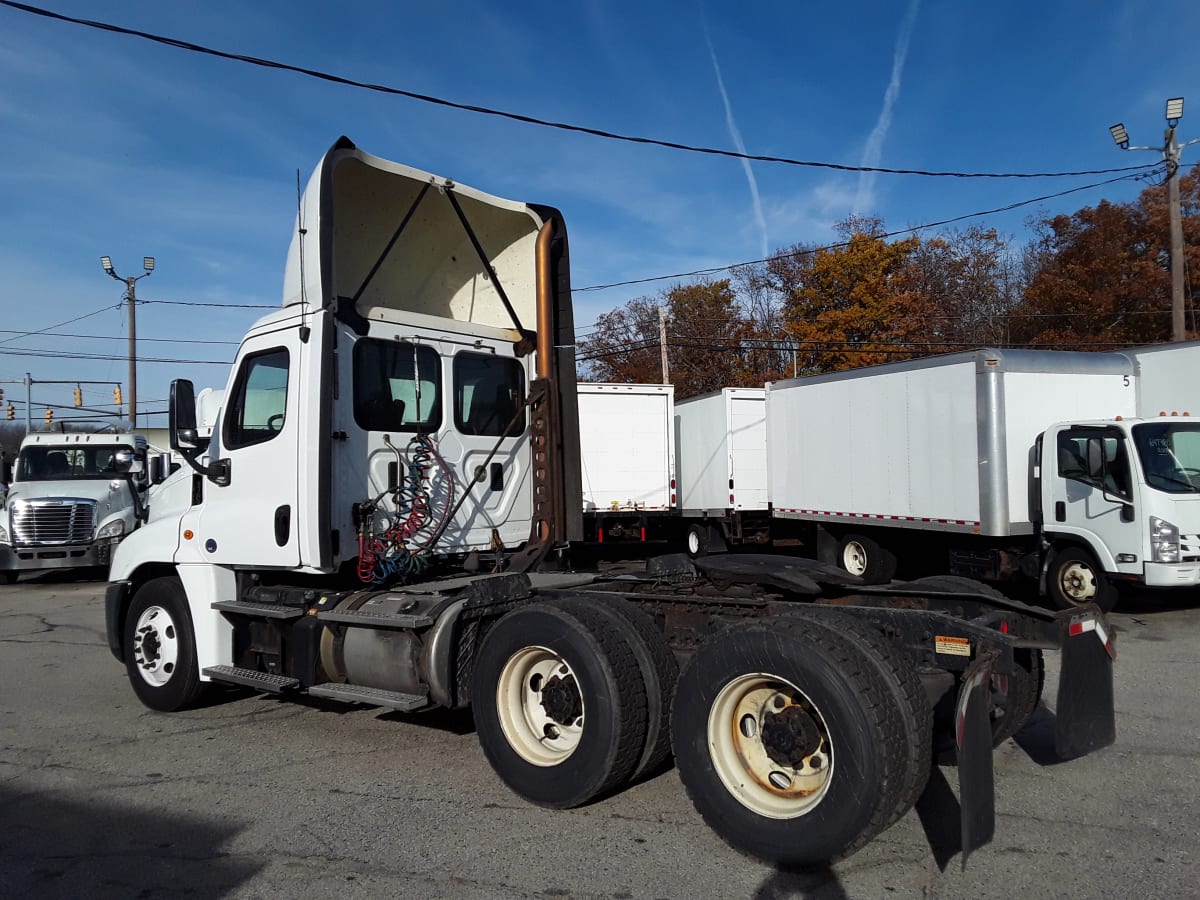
454;353;525;437
224;348;290;450
1057;429;1131;500
354;339;442;433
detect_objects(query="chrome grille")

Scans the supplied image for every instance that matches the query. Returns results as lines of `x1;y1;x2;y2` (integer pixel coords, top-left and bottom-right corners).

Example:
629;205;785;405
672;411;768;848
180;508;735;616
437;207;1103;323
1181;532;1200;562
10;498;96;545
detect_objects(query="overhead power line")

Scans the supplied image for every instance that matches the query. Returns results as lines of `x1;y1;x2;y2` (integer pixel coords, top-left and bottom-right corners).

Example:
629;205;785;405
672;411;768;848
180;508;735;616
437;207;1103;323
142;298;276;309
0;302;121;346
0;1;1158;181
0;329;240;345
576;169;1157;293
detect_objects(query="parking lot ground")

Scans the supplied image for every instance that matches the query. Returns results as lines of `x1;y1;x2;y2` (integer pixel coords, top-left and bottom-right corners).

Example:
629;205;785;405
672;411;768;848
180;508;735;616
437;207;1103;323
1;575;1198;899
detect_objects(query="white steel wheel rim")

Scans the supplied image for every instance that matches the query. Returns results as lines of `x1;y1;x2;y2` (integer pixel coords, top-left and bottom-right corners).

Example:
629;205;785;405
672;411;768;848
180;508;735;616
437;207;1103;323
841;541;868;576
132;605;180;687
707;673;834;819
1059;561;1097;603
496;646;585;766
687;529;702;555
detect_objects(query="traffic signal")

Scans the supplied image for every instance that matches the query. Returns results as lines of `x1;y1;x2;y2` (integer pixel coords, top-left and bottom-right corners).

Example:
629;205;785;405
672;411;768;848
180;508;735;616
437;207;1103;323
45;408;53;425
113;385;122;406
74;385;83;407
5;403;13;420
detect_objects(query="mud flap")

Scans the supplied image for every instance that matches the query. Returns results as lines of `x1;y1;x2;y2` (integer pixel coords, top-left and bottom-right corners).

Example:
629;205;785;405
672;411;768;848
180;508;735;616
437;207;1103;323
955;654;995;868
1055;612;1117;760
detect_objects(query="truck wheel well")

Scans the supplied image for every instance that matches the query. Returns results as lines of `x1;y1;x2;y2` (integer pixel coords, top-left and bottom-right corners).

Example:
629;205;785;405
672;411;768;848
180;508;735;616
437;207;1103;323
112;563;180;658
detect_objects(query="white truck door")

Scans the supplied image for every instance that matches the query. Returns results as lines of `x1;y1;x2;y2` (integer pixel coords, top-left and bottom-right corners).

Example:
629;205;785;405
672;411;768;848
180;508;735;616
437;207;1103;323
193;331;302;568
1043;425;1139;565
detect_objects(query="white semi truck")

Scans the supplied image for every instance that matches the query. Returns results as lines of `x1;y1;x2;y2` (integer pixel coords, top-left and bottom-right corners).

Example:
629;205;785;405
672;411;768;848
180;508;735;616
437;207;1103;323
767;347;1200;611
1;432;150;582
103;138;1116;867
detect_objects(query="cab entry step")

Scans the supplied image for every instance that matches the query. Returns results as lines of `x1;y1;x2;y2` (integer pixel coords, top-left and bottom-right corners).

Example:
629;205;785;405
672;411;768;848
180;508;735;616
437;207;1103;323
306;682;428;710
202;665;300;692
212;600;306;620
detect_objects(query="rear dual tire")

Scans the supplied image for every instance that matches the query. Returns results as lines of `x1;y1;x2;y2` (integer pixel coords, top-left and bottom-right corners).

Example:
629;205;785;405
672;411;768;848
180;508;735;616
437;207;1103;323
671;619;917;866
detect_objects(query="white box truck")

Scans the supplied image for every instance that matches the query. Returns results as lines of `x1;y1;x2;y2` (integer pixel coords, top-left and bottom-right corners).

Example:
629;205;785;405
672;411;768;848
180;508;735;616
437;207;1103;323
100;137;1116;868
577;383;676;542
767;347;1200;611
1;432;151;582
675;387;771;555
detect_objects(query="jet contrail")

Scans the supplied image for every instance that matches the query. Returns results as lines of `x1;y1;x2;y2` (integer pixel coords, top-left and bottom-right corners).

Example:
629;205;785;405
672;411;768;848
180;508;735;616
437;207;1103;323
855;0;922;214
704;26;769;260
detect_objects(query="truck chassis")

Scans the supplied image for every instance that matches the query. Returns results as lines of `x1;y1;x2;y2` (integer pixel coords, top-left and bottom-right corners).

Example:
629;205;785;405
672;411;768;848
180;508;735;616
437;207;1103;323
105;552;1114;867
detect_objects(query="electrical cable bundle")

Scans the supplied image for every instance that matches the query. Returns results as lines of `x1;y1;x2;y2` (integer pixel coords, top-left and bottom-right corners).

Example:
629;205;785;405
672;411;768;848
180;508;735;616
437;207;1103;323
356;434;455;586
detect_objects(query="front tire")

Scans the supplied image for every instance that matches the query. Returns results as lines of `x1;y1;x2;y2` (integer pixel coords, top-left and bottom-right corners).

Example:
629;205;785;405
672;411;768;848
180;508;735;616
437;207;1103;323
1048;546;1117;612
472;603;648;808
671;620;908;866
1;571;17;585
123;577;205;712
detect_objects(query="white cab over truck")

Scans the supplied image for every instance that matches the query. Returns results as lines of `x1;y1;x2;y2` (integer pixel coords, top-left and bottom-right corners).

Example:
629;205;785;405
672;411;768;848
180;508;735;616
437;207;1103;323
1;432;149;582
578;382;676;543
767;347;1200;611
103;138;1116;868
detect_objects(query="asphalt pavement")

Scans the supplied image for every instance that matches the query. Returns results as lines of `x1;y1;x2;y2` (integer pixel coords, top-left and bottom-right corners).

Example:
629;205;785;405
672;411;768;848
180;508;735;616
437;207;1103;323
1;575;1197;899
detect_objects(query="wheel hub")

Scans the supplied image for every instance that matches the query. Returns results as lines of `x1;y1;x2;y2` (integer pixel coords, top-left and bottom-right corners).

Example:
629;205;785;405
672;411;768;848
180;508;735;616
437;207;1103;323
540;674;582;725
138;626;162;667
761;706;822;767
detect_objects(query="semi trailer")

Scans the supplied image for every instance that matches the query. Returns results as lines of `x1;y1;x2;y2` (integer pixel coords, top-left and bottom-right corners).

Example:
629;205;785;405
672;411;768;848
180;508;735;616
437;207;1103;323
103;138;1115;867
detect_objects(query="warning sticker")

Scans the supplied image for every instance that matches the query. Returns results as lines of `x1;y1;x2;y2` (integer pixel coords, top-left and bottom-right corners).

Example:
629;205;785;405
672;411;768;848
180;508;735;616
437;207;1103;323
935;635;972;657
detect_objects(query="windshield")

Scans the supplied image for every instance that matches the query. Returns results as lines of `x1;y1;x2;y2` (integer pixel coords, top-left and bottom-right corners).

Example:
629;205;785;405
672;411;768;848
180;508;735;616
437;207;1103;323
1132;422;1200;494
16;444;130;482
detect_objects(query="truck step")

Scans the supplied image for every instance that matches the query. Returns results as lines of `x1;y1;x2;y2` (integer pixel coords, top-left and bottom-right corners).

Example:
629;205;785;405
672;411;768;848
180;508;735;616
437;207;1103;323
316;608;433;629
306;682;429;711
202;665;300;692
212;600;307;620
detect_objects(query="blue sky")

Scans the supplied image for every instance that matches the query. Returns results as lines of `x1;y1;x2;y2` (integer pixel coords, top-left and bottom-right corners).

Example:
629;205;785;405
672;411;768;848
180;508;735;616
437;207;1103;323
1;0;1198;428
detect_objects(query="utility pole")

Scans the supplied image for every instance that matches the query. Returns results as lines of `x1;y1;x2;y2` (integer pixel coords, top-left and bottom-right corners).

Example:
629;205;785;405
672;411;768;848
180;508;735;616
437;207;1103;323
23;372;31;433
1110;98;1199;342
100;255;154;428
658;305;670;384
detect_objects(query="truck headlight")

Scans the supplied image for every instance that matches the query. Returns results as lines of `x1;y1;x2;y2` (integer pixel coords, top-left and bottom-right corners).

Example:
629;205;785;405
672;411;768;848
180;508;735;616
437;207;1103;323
1150;516;1180;563
96;520;126;540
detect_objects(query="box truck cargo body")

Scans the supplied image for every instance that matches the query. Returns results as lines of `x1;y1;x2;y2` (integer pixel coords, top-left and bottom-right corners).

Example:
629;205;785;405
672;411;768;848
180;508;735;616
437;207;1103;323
577;383;676;541
767;348;1200;610
1120;339;1200;418
675;388;770;553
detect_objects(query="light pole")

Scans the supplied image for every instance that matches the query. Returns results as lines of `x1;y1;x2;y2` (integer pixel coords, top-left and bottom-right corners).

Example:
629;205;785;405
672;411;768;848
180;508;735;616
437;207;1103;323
100;255;154;429
1109;97;1199;342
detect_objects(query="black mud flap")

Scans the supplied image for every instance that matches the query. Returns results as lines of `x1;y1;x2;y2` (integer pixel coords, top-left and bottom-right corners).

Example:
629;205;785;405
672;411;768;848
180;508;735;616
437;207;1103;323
955;654;995;869
1055;611;1117;760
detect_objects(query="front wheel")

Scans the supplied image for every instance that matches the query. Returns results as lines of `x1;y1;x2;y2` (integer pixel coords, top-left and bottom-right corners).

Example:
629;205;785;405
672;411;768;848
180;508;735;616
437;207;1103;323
1048;547;1117;613
671;620;908;866
1;571;17;585
123;577;206;711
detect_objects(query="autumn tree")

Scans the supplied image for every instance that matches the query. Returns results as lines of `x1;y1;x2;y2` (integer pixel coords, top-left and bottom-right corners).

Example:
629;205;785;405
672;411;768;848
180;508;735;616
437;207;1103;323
778;217;931;373
1012;163;1200;347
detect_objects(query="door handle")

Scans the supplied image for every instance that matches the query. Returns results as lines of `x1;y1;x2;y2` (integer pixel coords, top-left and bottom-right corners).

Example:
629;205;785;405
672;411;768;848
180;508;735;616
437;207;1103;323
1055;500;1065;522
490;462;504;491
274;505;291;546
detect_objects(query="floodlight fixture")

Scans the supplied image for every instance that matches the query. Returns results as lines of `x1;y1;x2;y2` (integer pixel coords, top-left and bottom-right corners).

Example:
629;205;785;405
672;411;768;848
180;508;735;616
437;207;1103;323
1109;123;1130;149
100;256;114;274
143;256;155;272
1166;97;1184;127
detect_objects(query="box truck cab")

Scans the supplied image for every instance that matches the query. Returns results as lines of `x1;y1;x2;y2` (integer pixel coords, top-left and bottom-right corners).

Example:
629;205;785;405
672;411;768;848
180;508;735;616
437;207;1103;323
1042;416;1200;600
0;432;149;582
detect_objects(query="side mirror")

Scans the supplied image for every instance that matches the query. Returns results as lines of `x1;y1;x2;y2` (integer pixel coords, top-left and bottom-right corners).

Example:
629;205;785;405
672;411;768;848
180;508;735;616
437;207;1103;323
170;379;200;451
148;452;171;485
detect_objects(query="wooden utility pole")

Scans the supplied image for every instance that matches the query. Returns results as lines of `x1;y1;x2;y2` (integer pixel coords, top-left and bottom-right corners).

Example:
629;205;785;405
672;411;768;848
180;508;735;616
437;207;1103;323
658;306;670;384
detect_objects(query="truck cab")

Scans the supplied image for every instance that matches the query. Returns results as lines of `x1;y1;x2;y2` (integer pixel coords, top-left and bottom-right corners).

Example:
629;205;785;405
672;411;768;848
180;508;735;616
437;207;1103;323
1040;415;1200;604
1;432;149;582
111;138;579;606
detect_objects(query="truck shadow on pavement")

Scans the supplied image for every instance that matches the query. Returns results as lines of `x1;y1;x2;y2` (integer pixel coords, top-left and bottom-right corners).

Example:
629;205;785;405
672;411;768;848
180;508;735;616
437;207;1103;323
0;785;260;898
